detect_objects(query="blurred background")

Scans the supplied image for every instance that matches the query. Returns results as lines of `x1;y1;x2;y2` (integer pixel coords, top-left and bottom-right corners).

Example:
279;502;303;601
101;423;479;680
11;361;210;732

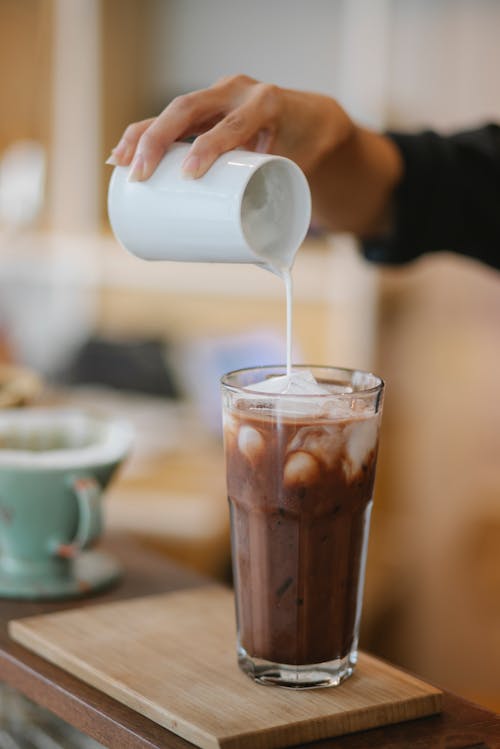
0;0;499;728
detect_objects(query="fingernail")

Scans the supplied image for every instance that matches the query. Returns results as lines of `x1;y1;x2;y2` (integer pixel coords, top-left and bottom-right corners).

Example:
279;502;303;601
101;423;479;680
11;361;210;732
113;139;128;157
111;140;133;164
105;153;118;165
128;153;145;182
181;155;201;178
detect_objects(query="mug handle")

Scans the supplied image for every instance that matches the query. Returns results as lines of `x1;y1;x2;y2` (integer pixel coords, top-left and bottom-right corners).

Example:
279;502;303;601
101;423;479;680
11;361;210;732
55;477;103;559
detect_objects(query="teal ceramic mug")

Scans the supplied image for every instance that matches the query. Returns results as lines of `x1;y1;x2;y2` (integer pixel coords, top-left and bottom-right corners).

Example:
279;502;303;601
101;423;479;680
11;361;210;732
0;409;133;599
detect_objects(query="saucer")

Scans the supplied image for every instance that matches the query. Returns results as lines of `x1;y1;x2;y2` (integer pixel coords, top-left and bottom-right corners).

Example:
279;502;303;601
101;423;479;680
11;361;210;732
0;550;121;600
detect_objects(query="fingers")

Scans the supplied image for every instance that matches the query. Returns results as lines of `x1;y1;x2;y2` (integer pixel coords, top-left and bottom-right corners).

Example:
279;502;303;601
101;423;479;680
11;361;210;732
181;83;280;178
106;119;155;166
105;87;227;180
105;76;278;181
127;87;230;181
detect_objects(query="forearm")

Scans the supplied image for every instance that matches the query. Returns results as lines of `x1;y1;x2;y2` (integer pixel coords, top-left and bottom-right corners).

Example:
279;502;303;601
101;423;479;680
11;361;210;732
308;126;403;237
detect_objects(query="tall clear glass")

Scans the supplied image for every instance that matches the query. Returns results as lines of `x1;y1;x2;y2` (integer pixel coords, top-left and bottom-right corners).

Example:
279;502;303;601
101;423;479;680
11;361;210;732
221;365;384;689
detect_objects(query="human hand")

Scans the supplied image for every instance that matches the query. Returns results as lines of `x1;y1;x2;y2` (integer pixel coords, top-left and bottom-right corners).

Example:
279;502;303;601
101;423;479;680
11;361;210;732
106;74;353;182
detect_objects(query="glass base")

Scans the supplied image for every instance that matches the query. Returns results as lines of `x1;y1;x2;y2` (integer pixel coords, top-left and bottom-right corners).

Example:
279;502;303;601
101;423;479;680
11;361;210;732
238;646;356;689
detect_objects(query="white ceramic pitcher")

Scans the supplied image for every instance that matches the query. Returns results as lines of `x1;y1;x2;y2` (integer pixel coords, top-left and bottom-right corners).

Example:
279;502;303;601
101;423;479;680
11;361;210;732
108;143;311;274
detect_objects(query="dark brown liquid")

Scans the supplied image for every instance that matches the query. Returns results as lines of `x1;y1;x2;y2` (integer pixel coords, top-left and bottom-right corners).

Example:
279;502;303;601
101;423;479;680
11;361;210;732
225;406;379;666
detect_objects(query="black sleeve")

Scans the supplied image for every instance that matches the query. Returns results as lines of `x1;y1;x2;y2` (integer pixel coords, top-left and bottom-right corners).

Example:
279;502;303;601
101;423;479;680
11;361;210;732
362;124;500;270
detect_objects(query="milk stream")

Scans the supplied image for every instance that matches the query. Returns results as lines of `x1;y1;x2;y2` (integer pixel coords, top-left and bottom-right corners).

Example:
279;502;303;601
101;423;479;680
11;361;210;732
284;269;293;378
242;163;298;377
266;263;293;378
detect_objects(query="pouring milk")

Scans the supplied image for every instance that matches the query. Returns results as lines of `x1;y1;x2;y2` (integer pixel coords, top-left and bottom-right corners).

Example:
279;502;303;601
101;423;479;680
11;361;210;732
108;143;312;381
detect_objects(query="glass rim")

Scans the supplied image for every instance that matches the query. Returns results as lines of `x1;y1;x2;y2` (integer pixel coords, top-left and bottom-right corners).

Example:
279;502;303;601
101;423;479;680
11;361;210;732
220;364;384;398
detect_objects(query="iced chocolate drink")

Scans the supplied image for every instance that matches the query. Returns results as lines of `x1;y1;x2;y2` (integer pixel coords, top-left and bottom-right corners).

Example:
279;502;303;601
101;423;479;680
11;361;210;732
221;365;384;689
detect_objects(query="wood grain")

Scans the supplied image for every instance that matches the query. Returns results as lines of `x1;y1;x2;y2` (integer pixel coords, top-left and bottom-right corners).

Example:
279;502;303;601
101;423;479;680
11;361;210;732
9;585;442;749
0;533;498;748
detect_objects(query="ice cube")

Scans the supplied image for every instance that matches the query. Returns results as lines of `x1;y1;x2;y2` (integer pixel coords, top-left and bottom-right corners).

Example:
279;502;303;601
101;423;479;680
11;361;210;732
243;371;362;418
288;425;341;469
277;396;328;418
343;417;379;480
238;425;265;464
282;371;331;396
244;371;331;417
284;450;320;486
245;370;329;396
245;374;291;394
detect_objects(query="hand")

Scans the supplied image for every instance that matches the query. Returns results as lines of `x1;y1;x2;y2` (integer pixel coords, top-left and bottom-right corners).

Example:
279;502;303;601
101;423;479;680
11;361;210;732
107;74;353;182
107;74;402;236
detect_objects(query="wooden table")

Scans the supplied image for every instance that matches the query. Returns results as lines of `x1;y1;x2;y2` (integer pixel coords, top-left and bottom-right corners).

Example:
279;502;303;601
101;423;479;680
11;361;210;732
0;534;498;749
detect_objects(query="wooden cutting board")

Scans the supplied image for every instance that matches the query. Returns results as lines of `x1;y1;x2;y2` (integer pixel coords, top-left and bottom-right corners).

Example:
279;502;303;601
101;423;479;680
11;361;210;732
9;586;441;749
